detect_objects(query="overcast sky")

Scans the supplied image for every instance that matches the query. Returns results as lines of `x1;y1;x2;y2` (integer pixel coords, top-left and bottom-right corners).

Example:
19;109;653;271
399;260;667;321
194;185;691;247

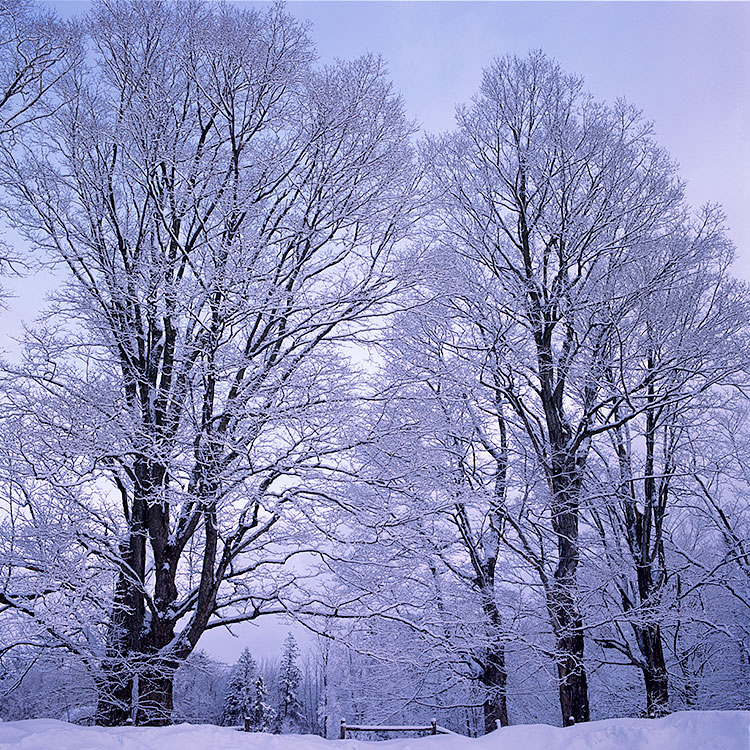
34;0;750;664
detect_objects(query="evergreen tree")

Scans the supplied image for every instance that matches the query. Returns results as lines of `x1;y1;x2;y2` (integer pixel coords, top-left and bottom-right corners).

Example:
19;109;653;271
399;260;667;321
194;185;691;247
222;648;257;726
274;633;306;733
251;675;274;731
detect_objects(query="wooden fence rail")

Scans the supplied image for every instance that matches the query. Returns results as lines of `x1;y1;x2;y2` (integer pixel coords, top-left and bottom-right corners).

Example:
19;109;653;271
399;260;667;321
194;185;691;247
339;719;459;739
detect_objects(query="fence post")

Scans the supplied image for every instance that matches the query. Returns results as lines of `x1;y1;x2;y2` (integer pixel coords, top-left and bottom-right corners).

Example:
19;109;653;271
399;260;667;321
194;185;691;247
340;719;346;739
244;717;251;732
430;719;437;735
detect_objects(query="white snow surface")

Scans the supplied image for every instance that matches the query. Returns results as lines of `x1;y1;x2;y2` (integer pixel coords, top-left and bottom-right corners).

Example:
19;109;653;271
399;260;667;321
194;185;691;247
0;711;747;750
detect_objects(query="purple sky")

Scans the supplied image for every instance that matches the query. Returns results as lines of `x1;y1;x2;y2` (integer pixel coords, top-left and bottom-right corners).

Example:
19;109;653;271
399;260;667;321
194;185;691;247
35;0;750;664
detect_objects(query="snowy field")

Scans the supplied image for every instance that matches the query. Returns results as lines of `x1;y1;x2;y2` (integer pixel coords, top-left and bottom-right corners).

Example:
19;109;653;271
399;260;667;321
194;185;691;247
0;712;747;750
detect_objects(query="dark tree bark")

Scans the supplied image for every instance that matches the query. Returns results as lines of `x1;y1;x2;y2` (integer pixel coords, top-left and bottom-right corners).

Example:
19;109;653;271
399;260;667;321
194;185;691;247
425;51;686;726
546;466;590;726
479;596;509;732
637;623;669;717
95;661;134;726
633;374;670;717
136;658;179;726
599;354;671;719
534;288;592;726
472;399;511;731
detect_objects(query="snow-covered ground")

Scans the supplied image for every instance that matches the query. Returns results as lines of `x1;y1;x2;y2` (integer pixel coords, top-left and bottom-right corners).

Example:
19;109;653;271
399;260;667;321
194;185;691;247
0;712;747;750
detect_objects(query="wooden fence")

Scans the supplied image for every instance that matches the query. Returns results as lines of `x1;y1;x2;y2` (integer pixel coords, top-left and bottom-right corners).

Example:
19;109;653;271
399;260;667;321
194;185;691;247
235;717;462;737
339;719;459;739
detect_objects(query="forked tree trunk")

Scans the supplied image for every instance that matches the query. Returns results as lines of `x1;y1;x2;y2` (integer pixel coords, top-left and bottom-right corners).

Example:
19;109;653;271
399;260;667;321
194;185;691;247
534;280;591;726
613;371;670;719
96;461;178;725
634;386;670;718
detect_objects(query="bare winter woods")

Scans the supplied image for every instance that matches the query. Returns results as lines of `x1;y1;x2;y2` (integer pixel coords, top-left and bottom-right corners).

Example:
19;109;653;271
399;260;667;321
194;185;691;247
0;0;748;735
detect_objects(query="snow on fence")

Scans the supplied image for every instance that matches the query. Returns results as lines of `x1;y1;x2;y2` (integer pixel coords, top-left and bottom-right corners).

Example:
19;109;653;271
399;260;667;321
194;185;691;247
339;719;460;739
232;717;462;737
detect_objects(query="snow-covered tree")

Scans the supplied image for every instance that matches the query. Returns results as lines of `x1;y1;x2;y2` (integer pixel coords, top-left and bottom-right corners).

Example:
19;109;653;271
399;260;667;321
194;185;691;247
0;0;415;725
320;50;749;731
0;0;79;140
0;0;79;290
221;648;257;726
274;633;306;733
250;674;274;732
584;213;747;717
0;5;748;733
420;50;688;726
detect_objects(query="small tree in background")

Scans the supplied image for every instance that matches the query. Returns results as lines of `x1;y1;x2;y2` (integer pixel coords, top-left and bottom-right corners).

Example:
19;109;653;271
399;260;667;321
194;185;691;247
251;675;274;732
222;649;257;726
274;633;306;733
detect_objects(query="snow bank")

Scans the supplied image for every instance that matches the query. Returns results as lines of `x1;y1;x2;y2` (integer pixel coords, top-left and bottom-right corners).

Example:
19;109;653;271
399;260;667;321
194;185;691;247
0;711;747;750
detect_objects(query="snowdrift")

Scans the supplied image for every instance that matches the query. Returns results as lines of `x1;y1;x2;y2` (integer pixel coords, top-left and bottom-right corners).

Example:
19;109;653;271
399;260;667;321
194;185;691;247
0;711;747;750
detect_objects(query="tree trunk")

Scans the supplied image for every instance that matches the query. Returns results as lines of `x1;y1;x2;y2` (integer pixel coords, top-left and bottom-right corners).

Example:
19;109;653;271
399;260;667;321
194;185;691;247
635;622;669;717
536;314;591;726
480;645;508;732
610;374;671;720
553;617;589;726
630;377;670;719
95;660;133;726
97;461;170;724
136;662;177;726
548;466;590;726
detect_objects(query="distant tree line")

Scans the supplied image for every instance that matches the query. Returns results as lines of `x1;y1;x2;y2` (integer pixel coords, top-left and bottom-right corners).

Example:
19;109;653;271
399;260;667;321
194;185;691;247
1;632;314;734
